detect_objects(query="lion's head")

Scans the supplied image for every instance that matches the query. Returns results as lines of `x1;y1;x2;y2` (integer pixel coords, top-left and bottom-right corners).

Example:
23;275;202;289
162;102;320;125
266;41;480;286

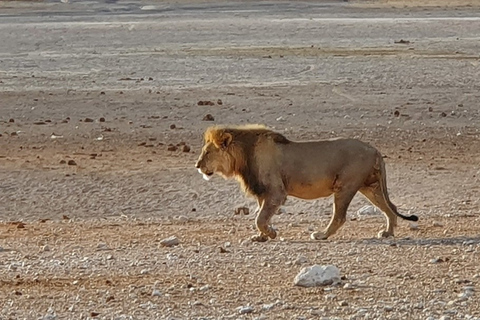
195;127;235;180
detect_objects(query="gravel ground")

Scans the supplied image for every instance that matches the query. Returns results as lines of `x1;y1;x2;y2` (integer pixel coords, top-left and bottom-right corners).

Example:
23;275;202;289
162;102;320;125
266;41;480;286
1;0;480;319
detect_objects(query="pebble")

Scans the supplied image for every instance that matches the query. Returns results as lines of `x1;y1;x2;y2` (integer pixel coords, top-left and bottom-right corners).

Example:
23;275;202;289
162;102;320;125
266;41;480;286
237;306;254;314
152;289;162;297
294;256;308;265
430;257;444;264
160;236;180;247
384;306;393;312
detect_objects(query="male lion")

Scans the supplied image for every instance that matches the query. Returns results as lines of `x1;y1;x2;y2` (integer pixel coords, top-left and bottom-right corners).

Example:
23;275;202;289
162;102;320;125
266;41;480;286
195;125;418;242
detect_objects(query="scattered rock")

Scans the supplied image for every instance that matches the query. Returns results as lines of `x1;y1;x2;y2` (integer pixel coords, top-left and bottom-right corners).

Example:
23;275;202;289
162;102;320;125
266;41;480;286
67;160;77;166
84;118;94;123
357;205;379;216
90;312;100;317
160;236;180;247
203;114;215;121
217;99;223;105
170;124;176;129
294;256;308;265
433;221;444;227
97;243;109;250
440;112;447;117
167;145;178;151
34;121;46;125
237;306;254;314
409;222;419;230
394;39;411;44
99;117;105;122
9;118;14;123
430;257;444;264
182;145;191;153
152;289;162;297
197;100;215;106
60;160;66;164
294;265;341;287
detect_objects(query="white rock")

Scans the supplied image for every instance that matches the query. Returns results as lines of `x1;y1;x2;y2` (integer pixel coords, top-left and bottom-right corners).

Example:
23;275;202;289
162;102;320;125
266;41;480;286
356;205;379;216
237;305;254;314
433;221;444;227
160;236;180;247
293;265;341;287
409;222;419;230
97;243;109;250
152;289;162;297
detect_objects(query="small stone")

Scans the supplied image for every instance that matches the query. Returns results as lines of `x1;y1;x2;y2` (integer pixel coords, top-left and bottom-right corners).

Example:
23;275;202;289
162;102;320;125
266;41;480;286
97;243;109;250
294;256;308;265
84;118;94;123
339;300;348;306
152;289;162;297
60;160;66;164
237;306;254;314
99;117;106;122
167;145;178;151
182;145;191;153
9;118;14;123
140;269;149;275
430;257;444;264
357;205;378;216
203;114;215;121
384;306;394;312
42;245;51;252
409;222;419;230
433;221;444;227
67;160;77;166
440;112;447;117
217;99;223;105
170;124;176;129
160;236;180;247
90;312;100;317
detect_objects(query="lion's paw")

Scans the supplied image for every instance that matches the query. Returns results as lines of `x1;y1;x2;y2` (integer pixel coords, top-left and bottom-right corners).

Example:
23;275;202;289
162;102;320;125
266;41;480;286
310;231;328;241
251;234;269;242
377;230;394;238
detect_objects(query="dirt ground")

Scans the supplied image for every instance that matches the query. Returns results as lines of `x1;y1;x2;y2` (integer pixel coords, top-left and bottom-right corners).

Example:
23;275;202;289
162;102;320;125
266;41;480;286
1;0;480;319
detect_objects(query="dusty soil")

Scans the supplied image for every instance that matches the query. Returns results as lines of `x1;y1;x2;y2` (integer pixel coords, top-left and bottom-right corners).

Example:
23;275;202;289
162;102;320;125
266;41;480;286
1;1;480;319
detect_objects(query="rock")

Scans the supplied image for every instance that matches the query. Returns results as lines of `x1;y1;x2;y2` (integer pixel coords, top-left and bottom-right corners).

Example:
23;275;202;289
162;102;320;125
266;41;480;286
237;306;254;314
433;221;444;227
170;124;176;129
9;118;14;123
42;245;51;252
97;243;109;250
203;114;215;121
294;256;308;265
357;205;379;216
167;145;178;151
339;300;348;306
84;118;94;123
217;99;223;105
182;145;191;153
99;117;105;122
384;306;394;312
293;265;341;287
67;160;77;166
160;236;180;247
409;222;419;230
90;312;100;317
430;257;444;264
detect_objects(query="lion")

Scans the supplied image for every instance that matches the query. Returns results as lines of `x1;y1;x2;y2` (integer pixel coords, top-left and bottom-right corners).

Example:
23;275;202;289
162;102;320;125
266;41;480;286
195;125;418;242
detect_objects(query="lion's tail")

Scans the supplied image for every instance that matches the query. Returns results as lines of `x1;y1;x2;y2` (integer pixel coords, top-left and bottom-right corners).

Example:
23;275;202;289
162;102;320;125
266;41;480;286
378;154;419;222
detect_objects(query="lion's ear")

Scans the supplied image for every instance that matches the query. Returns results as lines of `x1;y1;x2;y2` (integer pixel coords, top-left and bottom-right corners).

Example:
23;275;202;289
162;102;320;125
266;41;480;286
219;132;233;150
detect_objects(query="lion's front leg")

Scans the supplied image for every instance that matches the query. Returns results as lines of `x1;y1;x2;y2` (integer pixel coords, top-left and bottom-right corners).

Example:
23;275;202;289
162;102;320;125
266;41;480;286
251;195;284;242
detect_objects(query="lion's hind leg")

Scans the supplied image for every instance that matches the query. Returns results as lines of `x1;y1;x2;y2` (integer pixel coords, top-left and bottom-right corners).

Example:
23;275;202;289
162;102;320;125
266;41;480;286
359;186;397;238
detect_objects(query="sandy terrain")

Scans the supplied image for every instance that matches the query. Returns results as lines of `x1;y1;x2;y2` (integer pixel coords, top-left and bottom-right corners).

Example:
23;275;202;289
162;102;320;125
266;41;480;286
1;0;480;319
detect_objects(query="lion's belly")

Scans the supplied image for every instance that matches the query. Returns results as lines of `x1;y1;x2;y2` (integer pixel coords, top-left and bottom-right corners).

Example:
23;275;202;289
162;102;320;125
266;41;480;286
286;179;334;200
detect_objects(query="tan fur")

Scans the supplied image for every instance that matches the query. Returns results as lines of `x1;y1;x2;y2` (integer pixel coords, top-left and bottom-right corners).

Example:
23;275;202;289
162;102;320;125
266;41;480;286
195;125;418;242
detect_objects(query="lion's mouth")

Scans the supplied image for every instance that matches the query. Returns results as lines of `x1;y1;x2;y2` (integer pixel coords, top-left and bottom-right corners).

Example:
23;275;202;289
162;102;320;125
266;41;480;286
197;168;213;181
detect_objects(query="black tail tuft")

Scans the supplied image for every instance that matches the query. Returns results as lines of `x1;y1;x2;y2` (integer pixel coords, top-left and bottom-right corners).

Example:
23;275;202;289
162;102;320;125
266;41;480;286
402;214;419;222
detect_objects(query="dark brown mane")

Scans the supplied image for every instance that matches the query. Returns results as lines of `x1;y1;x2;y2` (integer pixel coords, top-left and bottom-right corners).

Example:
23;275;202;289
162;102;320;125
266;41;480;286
204;125;290;197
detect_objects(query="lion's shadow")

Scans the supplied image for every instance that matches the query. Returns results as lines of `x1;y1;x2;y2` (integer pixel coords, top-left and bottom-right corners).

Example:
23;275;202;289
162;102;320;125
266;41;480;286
344;236;480;247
